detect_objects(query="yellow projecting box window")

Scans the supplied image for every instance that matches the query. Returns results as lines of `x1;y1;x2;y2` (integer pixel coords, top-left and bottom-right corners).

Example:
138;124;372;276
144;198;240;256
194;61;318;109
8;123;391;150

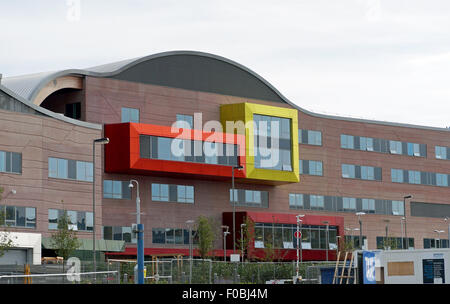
220;102;299;184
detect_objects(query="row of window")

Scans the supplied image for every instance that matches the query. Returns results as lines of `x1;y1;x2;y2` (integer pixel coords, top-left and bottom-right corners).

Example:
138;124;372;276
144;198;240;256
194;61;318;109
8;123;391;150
424;238;450;249
0;150;21;174
48;157;93;182
48;209;93;231
103;226;136;243
289;193;405;215
341;134;427;157
122;108;448;162
391;169;450;187
230;189;269;208
152;228;198;245
254;223;338;250
152;183;194;203
342;164;382;181
140;135;239;166
0;205;36;228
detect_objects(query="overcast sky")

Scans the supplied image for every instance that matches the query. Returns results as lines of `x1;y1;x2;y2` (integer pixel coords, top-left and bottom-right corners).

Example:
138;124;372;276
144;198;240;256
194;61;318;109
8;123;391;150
1;0;450;128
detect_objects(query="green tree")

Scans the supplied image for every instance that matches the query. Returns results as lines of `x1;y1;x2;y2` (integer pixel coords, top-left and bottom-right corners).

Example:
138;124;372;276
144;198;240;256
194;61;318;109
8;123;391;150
0;187;15;257
50;210;82;270
195;216;216;259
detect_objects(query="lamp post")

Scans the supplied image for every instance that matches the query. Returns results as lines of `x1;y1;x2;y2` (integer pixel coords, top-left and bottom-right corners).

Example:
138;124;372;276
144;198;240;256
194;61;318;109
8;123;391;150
186;220;194;284
129;179;144;284
434;230;445;248
403;195;412;249
222;225;230;261
240;223;246;262
231;165;244;256
356;212;365;250
92;137;109;276
401;217;406;249
445;217;450;248
322;221;329;261
295;214;305;278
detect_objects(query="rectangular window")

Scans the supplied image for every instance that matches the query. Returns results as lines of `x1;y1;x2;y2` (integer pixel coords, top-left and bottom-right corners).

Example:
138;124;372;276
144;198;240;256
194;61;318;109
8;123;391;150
299;129;322;146
48;157;92;182
48;209;93;231
76;161;93;182
255;114;292;171
408;170;421;184
152;183;169;202
177;185;194;203
436;173;448;187
341;164;355;178
362;199;375;213
289;193;304;208
0;151;22;174
230;189;268;208
340;134;354;149
103;180;131;199
343;197;356;211
121;107;140;123
310;195;324;209
300;160;323;176
435;146;448;160
391;201;404;216
391;169;403;183
152;183;193;203
389;140;402;154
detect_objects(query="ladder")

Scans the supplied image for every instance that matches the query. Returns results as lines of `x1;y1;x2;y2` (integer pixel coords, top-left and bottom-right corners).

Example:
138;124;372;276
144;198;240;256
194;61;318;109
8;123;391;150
332;251;355;284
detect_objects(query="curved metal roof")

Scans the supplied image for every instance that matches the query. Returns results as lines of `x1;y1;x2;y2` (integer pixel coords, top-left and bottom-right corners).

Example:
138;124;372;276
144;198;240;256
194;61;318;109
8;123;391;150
2;50;449;132
0;84;102;130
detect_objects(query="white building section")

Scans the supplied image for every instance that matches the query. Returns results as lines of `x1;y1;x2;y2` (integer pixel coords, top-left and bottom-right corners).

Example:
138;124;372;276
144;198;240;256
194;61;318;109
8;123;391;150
0;232;41;265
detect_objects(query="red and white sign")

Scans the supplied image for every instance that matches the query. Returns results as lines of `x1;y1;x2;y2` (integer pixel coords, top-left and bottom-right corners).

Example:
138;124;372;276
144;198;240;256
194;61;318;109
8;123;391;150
294;231;302;239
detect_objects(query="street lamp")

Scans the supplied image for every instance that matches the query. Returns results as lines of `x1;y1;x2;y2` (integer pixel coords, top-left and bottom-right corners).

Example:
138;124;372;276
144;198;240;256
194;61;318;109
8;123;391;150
401;217;406;249
295;214;305;278
92;137;109;276
322;221;330;262
356;212;365;250
222;225;230;261
129;179;144;284
240;223;246;262
434;230;445;248
445;217;450;248
403;195;412;249
231;165;244;256
186;220;194;284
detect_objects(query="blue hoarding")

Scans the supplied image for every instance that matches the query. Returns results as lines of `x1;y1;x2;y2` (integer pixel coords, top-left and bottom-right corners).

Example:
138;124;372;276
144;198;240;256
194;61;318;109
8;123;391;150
363;251;376;284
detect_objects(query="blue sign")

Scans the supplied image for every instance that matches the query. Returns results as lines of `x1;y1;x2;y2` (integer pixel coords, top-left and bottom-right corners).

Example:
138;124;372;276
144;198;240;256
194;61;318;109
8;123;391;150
363;251;376;284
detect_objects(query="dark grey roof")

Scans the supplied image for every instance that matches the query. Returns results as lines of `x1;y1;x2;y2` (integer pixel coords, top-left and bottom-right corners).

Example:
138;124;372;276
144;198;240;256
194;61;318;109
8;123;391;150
2;50;449;132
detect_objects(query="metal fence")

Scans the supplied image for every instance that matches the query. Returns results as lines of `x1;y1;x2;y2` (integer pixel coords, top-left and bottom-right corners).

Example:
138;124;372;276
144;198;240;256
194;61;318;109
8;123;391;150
0;261;120;284
0;259;351;284
108;259;339;284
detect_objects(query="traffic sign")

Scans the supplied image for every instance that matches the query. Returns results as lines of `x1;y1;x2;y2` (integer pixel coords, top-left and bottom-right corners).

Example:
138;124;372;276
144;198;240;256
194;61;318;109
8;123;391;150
294;231;302;239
